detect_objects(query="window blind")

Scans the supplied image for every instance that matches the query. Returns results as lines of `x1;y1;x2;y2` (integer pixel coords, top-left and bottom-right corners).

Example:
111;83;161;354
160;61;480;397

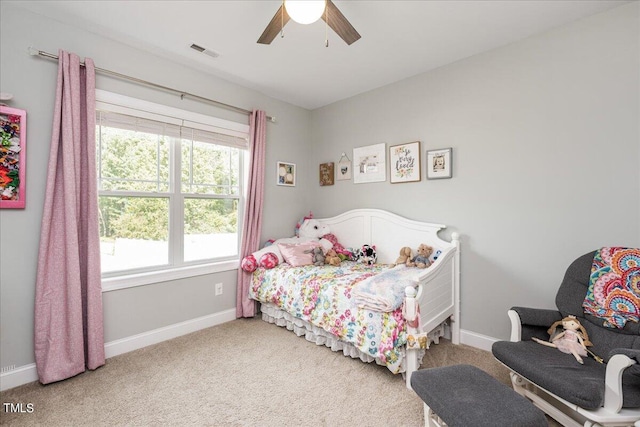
96;110;249;150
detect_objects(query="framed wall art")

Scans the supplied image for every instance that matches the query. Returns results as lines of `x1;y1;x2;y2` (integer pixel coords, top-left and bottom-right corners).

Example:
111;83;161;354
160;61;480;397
319;162;334;186
0;106;26;208
389;141;421;184
336;152;351;181
353;143;386;184
426;148;452;180
276;161;296;187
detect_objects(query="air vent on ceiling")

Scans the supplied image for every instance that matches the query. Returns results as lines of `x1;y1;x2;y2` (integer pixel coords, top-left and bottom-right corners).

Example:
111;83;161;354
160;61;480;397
190;43;220;59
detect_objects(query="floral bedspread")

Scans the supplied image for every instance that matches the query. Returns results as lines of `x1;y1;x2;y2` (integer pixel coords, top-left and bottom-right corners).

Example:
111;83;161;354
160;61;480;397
249;262;408;372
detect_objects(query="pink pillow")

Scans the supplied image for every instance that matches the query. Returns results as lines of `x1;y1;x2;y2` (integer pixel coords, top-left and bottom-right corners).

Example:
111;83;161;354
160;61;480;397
277;241;321;267
259;252;279;269
241;255;258;272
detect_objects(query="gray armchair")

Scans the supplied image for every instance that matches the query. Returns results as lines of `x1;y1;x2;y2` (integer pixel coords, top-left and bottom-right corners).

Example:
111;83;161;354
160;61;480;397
492;251;640;427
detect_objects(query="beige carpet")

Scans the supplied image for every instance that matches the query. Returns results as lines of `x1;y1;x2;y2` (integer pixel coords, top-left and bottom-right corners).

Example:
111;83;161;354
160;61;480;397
1;317;542;426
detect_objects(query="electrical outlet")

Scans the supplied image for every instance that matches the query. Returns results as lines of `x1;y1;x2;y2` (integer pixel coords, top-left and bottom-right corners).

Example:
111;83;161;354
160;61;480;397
215;283;223;296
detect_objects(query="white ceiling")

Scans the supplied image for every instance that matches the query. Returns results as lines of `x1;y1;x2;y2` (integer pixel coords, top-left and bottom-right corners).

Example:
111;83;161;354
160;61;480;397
13;0;629;110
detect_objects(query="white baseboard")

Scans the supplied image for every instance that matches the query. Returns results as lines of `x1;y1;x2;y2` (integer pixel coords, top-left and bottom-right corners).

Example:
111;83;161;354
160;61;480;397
2;317;496;392
0;309;236;392
0;363;38;392
104;308;235;358
460;329;499;352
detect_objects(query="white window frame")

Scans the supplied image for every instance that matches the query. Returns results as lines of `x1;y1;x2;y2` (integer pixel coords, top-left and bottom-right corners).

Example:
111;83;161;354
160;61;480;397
96;90;250;292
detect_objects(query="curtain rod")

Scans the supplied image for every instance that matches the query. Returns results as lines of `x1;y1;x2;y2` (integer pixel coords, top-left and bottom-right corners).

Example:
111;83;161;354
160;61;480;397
28;47;276;123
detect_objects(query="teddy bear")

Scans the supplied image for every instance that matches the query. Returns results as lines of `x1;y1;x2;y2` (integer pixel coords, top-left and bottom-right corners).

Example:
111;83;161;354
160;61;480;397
395;246;413;266
325;249;341;266
305;246;326;266
410;244;433;268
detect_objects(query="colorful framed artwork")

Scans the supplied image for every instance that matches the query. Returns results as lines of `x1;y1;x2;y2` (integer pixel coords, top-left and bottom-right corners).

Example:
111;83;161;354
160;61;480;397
389;141;421;184
276;161;296;186
353;143;386;184
426;147;453;180
319;162;334;186
0;106;26;208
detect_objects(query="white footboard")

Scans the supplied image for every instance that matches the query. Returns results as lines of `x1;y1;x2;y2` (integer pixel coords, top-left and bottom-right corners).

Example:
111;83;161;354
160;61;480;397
404;232;460;389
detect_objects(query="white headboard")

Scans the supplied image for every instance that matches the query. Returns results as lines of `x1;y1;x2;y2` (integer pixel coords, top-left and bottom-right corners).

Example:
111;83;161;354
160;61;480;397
317;209;456;265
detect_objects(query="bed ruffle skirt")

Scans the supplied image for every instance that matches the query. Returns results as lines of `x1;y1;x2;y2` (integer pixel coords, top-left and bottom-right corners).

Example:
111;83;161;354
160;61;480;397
260;302;438;374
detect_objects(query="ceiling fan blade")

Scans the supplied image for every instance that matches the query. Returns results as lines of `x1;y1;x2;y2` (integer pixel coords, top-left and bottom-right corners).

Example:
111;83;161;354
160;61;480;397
322;0;361;45
257;5;291;44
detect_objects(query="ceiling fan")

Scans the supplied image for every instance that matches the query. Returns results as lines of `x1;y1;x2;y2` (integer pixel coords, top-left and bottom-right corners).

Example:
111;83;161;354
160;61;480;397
257;0;361;46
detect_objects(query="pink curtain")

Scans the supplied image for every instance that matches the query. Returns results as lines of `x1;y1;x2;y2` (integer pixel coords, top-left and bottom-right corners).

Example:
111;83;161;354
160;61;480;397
34;50;105;384
236;110;267;317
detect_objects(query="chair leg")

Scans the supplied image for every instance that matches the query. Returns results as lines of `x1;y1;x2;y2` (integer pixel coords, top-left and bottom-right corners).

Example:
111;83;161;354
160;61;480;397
424;402;446;427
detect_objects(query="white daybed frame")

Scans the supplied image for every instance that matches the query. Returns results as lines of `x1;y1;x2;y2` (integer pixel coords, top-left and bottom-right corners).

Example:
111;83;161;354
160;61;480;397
255;209;460;390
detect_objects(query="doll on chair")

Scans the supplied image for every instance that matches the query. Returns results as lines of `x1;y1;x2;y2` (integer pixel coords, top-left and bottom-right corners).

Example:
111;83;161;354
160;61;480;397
532;315;593;364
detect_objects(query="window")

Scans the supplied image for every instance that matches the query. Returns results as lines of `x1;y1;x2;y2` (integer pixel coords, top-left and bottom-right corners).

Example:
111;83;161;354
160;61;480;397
95;90;249;289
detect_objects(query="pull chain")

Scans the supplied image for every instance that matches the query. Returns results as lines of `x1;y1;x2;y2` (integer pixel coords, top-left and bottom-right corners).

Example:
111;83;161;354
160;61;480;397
281;0;285;38
325;3;329;47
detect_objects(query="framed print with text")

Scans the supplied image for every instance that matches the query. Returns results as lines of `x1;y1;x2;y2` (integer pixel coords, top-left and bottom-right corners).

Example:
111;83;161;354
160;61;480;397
389;141;420;184
319;162;334;186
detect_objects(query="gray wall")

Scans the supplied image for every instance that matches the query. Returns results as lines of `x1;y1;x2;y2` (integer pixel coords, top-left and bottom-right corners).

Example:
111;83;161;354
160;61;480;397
309;2;640;340
0;4;311;369
1;1;639;372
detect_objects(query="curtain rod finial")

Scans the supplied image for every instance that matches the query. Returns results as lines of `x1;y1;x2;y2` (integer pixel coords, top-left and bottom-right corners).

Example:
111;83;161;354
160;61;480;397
27;46;39;56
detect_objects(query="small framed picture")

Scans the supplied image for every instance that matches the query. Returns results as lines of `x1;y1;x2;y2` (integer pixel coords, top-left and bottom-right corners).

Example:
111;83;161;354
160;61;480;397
353;143;386;184
389;141;421;184
426;148;452;179
276;161;296;186
336;153;352;181
319;162;334;186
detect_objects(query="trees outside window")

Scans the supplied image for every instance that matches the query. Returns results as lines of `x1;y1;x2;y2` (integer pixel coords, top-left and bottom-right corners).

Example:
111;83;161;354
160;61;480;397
96;106;246;276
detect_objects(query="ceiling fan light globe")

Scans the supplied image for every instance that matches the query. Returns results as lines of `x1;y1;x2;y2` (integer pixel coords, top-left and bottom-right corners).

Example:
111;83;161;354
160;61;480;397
285;0;326;25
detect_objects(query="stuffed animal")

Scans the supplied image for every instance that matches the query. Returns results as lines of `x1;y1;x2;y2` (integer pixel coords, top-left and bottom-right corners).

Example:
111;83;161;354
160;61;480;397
411;244;433;268
355;244;377;265
305;246;326;266
343;252;354;261
298;218;331;242
321;233;352;259
532;315;593;364
294;212;314;237
325;249;341;266
395;247;413;266
240;218;333;272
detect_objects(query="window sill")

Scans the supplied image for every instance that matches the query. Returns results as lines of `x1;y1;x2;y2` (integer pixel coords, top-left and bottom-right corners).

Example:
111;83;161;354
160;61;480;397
101;260;239;292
